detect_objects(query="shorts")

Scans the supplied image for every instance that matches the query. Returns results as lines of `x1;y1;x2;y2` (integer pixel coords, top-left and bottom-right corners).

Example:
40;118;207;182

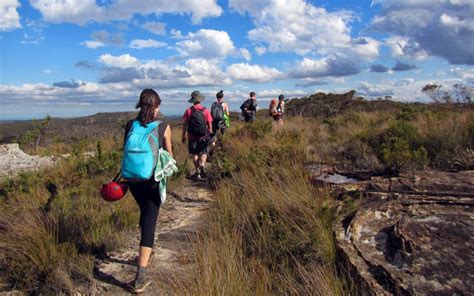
244;112;255;123
212;120;226;136
188;138;210;155
273;114;283;121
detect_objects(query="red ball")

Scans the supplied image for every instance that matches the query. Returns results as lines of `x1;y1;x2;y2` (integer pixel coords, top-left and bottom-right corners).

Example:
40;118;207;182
100;181;128;202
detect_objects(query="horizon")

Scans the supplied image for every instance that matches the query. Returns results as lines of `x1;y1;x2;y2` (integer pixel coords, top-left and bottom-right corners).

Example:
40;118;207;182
1;0;473;119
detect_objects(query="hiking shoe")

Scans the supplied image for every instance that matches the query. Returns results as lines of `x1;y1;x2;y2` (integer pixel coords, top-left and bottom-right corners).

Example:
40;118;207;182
132;268;151;294
187;172;199;180
199;166;207;179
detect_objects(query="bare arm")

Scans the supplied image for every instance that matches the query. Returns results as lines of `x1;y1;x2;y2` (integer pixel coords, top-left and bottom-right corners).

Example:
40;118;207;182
163;125;173;157
181;120;187;143
224;103;230;116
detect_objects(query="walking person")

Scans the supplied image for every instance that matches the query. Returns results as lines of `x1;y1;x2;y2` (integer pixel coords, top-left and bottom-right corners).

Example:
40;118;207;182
240;91;257;123
122;89;173;293
270;94;285;126
211;90;230;137
182;90;213;180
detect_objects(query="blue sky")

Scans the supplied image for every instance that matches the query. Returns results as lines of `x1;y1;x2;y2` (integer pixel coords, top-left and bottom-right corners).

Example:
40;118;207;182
0;0;473;119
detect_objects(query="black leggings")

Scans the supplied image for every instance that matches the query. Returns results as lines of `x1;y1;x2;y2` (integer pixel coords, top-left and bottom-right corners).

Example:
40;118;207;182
128;178;161;248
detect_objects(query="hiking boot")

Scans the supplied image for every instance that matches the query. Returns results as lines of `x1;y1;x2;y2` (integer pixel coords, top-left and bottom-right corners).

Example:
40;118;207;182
199;166;207;179
132;267;151;294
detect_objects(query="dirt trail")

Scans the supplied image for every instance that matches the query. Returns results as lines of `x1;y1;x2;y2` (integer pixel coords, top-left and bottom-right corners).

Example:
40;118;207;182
93;178;212;295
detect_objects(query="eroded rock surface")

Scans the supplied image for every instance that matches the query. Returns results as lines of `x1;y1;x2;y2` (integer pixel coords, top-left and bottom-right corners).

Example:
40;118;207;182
0;144;56;179
93;179;212;295
332;170;474;295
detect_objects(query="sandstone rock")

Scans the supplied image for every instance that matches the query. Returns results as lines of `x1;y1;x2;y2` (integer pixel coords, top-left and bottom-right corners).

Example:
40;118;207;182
0;144;56;179
334;170;474;295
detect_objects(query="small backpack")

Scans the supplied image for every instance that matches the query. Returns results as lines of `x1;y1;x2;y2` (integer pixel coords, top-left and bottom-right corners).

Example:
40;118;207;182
269;99;277;116
187;107;208;137
211;102;224;121
122;120;161;182
240;99;253;111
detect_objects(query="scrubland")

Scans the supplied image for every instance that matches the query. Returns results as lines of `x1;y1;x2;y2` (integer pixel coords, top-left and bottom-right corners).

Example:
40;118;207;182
0;104;472;294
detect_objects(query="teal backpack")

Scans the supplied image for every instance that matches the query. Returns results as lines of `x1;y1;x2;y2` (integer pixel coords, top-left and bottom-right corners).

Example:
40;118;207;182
122;120;161;182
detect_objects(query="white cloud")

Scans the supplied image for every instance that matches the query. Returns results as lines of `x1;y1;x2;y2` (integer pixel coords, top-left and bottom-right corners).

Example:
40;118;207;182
289;56;360;78
227;63;282;83
176;29;235;58
129;39;166;49
451;67;474;80
357;81;395;97
255;46;267;56
30;0;222;25
371;0;474;65
99;54;141;68
96;53;231;87
170;29;184;39
231;0;379;61
81;30;124;48
81;40;106;49
395;78;415;86
0;0;21;31
43;69;53;74
229;0;269;16
30;0;101;25
295;78;328;88
142;21;166;35
240;48;251;61
385;36;428;60
355;78;467;101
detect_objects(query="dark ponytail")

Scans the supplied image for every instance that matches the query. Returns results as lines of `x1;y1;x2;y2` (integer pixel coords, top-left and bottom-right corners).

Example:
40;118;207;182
136;89;161;127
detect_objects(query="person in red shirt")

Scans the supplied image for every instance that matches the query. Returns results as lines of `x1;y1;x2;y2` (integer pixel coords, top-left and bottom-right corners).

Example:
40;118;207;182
181;90;213;179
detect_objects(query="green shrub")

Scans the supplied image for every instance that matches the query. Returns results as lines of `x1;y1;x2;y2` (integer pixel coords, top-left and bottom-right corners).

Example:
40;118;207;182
235;121;272;139
380;137;428;171
395;106;423;121
336;139;382;171
0;137;138;293
383;121;421;147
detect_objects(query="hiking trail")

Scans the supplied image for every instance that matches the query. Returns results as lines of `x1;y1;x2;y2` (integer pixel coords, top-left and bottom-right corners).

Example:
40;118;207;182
93;178;212;295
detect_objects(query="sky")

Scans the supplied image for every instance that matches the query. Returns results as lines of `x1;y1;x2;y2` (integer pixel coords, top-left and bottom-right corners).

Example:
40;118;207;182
0;0;473;120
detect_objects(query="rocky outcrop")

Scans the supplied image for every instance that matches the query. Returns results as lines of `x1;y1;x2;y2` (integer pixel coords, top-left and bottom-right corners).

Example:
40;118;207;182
331;170;474;295
285;91;411;119
0;144;56;179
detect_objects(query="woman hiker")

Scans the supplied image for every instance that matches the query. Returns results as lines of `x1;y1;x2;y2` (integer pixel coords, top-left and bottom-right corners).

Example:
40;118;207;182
270;94;285;126
122;88;173;293
211;90;230;137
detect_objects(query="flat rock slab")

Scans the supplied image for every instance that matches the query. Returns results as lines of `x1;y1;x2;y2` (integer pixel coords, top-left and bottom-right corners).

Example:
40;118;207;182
334;170;474;296
93;179;212;295
0;144;56;179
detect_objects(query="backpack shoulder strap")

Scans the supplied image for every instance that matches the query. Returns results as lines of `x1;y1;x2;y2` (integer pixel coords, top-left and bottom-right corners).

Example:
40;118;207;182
157;121;167;148
123;119;135;146
149;120;160;146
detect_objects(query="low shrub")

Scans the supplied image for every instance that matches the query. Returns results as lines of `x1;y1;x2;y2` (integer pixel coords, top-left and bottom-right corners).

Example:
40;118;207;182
178;120;353;295
0;137;138;293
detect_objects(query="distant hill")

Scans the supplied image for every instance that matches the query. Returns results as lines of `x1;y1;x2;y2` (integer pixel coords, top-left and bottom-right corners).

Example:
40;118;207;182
285;91;410;118
0;112;180;144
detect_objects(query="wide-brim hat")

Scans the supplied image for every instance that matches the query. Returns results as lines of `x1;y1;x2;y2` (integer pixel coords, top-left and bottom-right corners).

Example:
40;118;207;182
188;90;205;103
